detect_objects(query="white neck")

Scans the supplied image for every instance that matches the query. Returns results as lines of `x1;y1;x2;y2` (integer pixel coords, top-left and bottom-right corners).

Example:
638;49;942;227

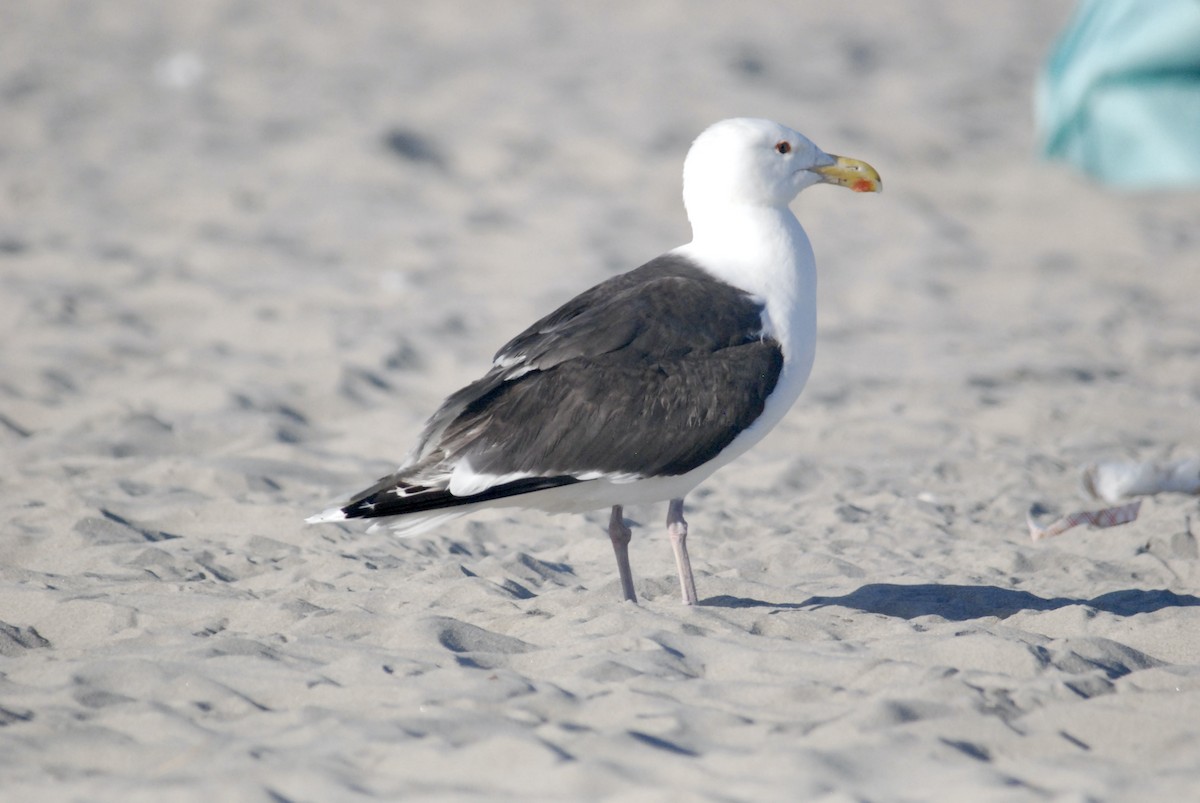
672;202;817;368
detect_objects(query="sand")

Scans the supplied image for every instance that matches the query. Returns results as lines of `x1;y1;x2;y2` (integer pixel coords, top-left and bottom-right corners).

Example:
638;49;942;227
3;1;1200;800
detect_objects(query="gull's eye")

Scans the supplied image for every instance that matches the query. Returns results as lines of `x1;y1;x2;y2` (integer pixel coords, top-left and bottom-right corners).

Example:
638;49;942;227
775;140;792;154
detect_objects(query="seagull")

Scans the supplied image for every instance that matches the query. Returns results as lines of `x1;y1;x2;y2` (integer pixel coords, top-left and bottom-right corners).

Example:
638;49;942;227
308;117;880;605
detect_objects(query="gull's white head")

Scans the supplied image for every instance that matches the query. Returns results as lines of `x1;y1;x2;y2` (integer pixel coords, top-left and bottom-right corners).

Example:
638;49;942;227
681;118;881;219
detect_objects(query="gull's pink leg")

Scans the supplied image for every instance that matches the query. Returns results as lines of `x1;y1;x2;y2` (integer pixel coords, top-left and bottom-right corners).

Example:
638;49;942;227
608;505;637;603
667;497;698;605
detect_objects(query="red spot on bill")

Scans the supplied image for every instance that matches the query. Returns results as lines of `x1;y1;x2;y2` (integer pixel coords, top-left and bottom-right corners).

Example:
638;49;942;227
851;178;876;193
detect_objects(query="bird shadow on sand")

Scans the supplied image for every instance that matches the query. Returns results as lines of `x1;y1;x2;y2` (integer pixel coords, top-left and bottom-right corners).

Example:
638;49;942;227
703;584;1200;620
702;595;810;610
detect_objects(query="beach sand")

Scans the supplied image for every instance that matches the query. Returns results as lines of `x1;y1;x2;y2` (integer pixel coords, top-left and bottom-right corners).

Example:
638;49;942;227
3;2;1200;800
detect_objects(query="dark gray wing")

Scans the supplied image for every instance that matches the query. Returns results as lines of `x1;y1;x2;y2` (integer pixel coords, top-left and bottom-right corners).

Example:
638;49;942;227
336;254;785;521
492;255;731;371
445;336;782;478
412;253;783;478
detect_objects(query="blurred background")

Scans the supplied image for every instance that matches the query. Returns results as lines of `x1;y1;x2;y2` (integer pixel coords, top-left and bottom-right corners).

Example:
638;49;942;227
4;0;1198;480
4;0;1199;523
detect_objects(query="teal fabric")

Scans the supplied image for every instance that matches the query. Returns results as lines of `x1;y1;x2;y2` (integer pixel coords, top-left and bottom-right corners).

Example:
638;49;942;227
1037;0;1200;188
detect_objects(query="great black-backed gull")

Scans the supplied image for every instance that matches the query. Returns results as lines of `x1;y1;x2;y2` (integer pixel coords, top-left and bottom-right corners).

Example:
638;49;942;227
308;118;880;605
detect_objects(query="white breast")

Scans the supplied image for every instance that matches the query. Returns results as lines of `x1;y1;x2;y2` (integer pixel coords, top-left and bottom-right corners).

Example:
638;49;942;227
670;203;819;465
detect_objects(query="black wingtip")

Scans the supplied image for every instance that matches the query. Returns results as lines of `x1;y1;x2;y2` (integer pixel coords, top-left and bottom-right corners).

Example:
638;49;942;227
341;475;584;520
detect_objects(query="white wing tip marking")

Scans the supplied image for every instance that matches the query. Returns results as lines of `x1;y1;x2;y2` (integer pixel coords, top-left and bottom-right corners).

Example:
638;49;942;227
306;507;347;524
